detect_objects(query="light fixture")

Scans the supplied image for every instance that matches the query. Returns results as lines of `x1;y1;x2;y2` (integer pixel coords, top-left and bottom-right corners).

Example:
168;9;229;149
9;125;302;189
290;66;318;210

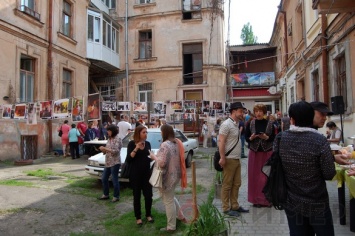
3;96;9;101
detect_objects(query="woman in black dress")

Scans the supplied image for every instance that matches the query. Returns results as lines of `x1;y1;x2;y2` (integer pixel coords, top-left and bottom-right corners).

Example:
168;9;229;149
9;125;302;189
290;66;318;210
126;125;154;226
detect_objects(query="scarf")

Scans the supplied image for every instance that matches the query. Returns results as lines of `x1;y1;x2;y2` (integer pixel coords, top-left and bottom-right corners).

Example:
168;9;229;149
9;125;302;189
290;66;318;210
176;138;187;190
289;125;320;134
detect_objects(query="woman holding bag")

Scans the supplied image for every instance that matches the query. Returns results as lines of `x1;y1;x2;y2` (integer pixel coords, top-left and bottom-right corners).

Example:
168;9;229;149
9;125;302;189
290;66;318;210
126;126;153;226
150;125;187;232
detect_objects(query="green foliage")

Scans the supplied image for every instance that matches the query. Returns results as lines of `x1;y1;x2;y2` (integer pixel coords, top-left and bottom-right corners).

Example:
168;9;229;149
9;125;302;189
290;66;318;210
0;179;34;187
185;201;230;236
25;168;55;179
240;22;258;44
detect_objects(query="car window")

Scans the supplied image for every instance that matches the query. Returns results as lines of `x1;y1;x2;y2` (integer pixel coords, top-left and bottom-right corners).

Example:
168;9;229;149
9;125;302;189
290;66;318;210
175;131;187;143
122;131;162;149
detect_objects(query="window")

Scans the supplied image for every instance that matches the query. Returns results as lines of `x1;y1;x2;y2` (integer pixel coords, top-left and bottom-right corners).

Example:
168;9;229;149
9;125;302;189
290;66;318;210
140;0;152;3
62;0;72;37
335;55;347;109
102;18;119;53
182;0;201;20
312;70;320;101
20;56;35;102
99;85;115;100
290;86;295;104
138;83;153;111
20;0;40;20
183;43;203;84
62;69;72;98
88;14;100;43
139;31;152;59
102;0;116;8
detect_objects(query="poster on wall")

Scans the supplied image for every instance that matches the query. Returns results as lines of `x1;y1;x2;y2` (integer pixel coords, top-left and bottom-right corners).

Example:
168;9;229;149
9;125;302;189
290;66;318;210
183;100;196;113
153;102;166;114
195;100;203;114
26;103;37;125
53;98;70;119
14;104;27;119
102;101;117;111
224;102;230;115
2;104;12;119
133;102;147;112
212;101;224;115
170;101;183;113
117;102;130;111
39;101;53;119
87;93;100;121
72;97;84;122
202;100;210;114
137;113;148;125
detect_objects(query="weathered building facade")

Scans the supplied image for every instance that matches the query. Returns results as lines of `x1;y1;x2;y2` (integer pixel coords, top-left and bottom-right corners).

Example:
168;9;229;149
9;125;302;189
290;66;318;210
0;0;89;160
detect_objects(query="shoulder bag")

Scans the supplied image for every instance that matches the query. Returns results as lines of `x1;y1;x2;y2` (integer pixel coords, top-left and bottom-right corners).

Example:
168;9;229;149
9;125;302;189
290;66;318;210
120;159;132;179
213;134;240;172
261;132;287;210
58;126;63;137
149;162;163;188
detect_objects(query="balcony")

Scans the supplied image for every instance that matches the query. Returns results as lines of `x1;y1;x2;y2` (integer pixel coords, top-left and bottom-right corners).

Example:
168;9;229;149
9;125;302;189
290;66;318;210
312;0;355;14
87;42;120;72
19;5;40;21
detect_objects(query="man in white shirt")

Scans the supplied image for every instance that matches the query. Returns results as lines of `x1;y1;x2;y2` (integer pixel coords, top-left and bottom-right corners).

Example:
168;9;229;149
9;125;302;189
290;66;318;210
117;114;132;139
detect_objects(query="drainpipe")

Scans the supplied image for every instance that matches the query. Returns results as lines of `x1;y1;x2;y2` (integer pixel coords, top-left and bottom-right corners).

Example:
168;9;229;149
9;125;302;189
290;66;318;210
321;13;329;103
47;0;54;151
125;0;129;101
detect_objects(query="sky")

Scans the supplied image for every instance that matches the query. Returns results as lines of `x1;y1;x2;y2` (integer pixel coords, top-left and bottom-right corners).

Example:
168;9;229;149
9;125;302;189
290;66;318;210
224;0;281;45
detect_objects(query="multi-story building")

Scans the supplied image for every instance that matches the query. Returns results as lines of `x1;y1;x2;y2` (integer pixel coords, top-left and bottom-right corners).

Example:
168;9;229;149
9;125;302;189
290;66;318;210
0;0;89;160
270;0;355;143
116;0;226;129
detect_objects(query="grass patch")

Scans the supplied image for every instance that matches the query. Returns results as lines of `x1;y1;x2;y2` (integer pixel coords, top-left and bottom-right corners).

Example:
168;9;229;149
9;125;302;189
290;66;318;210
0;207;45;215
176;183;206;195
0;179;34;187
105;208;187;236
25;168;55;179
0;160;13;166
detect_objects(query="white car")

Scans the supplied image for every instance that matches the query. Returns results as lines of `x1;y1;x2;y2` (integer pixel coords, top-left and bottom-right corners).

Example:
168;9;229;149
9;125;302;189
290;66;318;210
84;128;198;180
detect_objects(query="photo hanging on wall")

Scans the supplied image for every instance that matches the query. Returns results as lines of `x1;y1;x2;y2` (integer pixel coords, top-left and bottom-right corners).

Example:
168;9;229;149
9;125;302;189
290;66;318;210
102;101;117;111
87;93;100;121
26;103;37;125
133;102;147;112
14;103;27;119
72;97;84;122
2;104;13;119
153;102;166;114
53;98;70;119
117;102;130;111
170;101;183;113
39;101;53;119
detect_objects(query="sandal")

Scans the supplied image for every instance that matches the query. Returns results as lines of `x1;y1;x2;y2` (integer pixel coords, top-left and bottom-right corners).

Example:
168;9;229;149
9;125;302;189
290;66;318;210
112;197;119;202
136;219;143;227
147;216;154;223
97;195;109;200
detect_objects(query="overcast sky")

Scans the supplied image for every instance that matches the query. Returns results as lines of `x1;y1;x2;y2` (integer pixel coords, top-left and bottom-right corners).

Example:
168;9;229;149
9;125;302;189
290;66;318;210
224;0;281;45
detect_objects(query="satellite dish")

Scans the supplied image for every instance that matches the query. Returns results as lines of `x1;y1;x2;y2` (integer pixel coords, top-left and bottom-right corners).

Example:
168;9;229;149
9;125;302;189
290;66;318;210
268;86;277;95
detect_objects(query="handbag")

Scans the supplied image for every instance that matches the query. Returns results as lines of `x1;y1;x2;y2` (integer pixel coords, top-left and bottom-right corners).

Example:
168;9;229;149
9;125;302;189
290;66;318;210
149;162;163;188
120;161;131;179
213;134;240;172
262;132;287;210
58;126;63;137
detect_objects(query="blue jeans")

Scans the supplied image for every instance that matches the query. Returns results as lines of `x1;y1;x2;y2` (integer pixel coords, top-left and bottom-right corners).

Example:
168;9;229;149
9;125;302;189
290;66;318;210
285;206;334;236
102;164;120;198
240;135;246;156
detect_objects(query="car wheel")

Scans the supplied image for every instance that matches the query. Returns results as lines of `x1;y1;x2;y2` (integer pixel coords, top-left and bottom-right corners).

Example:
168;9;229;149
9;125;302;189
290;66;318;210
185;151;193;168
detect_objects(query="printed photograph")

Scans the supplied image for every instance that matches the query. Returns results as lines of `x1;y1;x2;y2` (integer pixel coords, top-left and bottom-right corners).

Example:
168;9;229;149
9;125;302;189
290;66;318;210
53;98;70;118
133;102;147;111
117;102;130;111
2;104;12;119
102;101;117;111
72;97;84;122
87;93;100;120
39;101;53;119
26;103;37;125
14;104;27;119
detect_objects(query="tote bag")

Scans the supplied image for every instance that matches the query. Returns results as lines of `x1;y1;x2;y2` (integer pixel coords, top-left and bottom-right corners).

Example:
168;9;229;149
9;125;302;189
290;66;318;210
149;162;163;188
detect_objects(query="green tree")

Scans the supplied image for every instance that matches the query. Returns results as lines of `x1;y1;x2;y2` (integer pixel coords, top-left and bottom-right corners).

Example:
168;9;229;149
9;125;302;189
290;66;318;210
240;22;258;44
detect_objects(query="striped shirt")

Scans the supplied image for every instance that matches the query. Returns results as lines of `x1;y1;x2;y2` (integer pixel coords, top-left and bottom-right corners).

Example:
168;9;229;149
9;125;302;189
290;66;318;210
219;118;241;159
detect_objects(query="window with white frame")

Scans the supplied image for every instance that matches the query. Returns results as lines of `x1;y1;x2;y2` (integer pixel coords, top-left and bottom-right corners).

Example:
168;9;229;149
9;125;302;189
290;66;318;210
21;0;35;10
139;0;153;4
335;54;347;109
62;0;72;37
103;17;119;53
99;85;115;99
62;69;72;99
139;31;152;59
312;69;320;101
20;56;35;102
20;0;40;20
101;0;116;8
88;14;100;43
138;83;153;111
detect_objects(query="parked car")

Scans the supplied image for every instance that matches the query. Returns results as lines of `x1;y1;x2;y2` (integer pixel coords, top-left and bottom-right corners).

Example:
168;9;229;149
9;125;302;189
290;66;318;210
84;128;198;180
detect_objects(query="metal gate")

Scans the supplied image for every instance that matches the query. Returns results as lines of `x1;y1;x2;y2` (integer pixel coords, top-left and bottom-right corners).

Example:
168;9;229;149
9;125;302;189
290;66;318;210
21;135;38;160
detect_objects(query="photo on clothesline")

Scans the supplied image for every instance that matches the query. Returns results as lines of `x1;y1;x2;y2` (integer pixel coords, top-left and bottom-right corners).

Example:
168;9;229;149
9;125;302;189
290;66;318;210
171;101;182;111
117;102;130;111
184;108;195;114
2;104;13;119
153;102;166;114
182;113;195;121
87;93;100;121
39;101;53;119
183;100;196;109
14;104;27;119
26;103;37;125
134;102;147;112
195;100;203;114
53;98;70;119
102;101;117;111
71;97;84;122
202;100;210;113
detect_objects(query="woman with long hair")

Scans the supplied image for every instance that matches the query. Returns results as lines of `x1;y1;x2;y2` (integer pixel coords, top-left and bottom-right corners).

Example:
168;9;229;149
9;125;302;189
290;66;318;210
58;120;70;157
149;125;187;232
98;125;122;202
126;125;153;226
245;104;275;207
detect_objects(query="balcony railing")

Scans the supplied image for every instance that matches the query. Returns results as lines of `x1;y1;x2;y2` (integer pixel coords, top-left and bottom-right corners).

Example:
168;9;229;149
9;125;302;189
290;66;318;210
19;5;40;21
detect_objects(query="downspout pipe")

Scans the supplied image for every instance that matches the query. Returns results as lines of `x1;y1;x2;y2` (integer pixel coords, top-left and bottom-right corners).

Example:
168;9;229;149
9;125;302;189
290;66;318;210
47;0;54;151
321;13;329;103
125;0;129;101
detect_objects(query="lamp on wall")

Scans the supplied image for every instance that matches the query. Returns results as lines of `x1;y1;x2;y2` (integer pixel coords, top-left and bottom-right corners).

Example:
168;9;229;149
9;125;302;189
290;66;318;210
3;96;9;101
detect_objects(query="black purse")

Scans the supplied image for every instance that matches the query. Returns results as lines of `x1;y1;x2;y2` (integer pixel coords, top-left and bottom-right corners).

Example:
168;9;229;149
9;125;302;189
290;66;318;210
262;132;287;210
120;161;131;179
58;126;63;137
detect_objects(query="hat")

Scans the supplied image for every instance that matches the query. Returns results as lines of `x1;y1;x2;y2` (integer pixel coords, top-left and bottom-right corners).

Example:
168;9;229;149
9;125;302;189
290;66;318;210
103;122;108;126
310;101;334;116
229;102;246;112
